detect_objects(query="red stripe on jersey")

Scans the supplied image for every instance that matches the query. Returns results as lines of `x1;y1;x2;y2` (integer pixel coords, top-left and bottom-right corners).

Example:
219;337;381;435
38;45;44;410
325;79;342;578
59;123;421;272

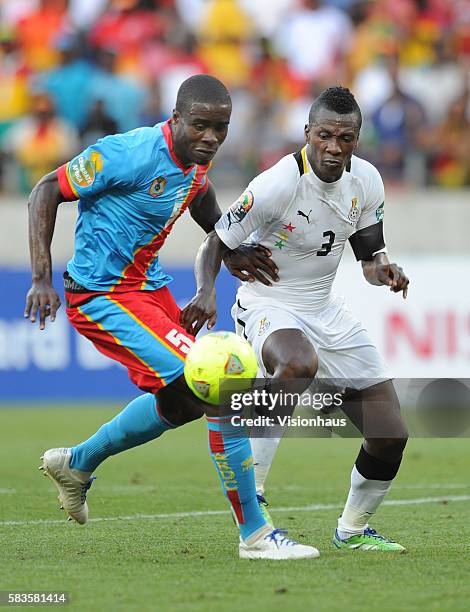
208;429;225;454
112;165;208;291
198;176;209;196
57;165;78;201
227;489;245;525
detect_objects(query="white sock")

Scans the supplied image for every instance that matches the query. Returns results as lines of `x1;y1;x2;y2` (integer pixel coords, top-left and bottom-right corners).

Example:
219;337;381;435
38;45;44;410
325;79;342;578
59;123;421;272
250;433;283;495
337;465;393;539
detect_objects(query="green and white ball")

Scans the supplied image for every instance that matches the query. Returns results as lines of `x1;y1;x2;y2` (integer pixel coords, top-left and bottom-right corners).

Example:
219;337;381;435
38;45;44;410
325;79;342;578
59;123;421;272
184;331;258;405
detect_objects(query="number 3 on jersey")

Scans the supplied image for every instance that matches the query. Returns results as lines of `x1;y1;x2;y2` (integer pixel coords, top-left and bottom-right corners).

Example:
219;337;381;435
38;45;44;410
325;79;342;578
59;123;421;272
165;329;194;355
317;230;335;256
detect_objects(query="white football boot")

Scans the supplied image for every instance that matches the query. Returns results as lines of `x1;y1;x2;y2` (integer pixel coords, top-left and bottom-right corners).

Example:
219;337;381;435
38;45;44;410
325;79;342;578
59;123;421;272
39;448;94;524
239;527;320;560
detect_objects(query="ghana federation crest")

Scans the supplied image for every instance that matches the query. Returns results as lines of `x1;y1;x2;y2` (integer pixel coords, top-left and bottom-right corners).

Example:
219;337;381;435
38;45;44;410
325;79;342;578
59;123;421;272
348;197;360;225
149;176;166;198
258;317;271;336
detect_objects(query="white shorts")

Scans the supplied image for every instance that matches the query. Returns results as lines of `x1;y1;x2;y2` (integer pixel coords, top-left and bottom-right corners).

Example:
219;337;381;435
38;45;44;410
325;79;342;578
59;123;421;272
232;294;390;391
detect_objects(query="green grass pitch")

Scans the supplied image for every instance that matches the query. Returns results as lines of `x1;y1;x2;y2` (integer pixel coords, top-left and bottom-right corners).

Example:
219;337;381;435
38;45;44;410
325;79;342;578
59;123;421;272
1;406;470;611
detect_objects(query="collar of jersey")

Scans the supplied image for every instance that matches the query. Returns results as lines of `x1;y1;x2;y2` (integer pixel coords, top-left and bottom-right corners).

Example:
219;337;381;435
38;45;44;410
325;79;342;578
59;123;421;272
303;145;343;191
161;119;210;176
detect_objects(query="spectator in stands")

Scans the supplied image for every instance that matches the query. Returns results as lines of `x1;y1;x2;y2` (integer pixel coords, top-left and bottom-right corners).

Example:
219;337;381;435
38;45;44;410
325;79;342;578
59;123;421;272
240;0;296;39
0;0;469;193
454;0;470;61
39;34;93;130
89;0;166;75
15;0;69;71
80;99;118;149
274;0;354;85
142;31;207;116
68;0;108;31
88;48;146;133
0;28;32;190
370;54;427;183
246;79;290;175
427;86;470;187
0;1;40;29
197;0;254;87
2;92;79;192
0;29;31;141
139;81;167;127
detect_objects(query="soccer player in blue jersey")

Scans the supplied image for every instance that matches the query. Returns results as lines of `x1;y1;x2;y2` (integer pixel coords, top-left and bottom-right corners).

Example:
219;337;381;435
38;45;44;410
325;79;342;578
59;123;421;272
25;74;318;560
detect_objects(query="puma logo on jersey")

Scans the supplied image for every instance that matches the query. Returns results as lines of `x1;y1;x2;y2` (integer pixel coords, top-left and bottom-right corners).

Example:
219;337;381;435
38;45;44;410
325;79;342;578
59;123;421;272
297;209;312;223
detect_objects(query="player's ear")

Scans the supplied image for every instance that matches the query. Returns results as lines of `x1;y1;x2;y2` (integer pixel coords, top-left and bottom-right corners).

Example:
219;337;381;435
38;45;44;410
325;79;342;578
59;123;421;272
304;124;310;142
172;109;181;125
354;124;361;150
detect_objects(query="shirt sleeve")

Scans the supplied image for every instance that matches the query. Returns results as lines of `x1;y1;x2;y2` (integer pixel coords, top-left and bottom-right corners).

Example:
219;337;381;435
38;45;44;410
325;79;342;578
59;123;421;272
57;133;132;201
356;163;385;231
215;156;298;249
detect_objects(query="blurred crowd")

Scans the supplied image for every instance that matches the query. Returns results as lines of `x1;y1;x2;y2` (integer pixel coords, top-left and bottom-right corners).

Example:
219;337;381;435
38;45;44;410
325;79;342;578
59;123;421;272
1;0;470;194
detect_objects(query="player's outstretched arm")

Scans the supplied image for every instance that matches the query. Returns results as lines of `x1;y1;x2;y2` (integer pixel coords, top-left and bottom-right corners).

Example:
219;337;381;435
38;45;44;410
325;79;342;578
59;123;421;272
361;252;409;299
180;230;229;335
189;180;278;285
24;171;64;329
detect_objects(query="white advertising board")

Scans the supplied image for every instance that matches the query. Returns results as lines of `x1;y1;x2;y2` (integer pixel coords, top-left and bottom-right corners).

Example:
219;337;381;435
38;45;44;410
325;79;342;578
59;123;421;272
334;256;470;377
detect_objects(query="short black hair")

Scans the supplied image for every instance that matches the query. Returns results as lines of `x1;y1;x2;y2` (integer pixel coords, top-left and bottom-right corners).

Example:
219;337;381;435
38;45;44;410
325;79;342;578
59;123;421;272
175;74;231;114
308;86;362;128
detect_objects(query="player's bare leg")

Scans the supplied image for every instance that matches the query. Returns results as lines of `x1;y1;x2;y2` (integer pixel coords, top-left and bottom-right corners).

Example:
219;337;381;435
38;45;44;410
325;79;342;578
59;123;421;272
334;381;408;552
250;329;318;497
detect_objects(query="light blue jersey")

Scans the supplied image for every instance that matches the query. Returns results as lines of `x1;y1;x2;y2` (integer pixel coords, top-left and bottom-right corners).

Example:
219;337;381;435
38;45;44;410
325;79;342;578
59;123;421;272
58;120;209;292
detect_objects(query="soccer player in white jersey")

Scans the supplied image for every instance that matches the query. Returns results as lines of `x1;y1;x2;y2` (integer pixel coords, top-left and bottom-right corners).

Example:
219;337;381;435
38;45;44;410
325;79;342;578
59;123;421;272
182;86;410;552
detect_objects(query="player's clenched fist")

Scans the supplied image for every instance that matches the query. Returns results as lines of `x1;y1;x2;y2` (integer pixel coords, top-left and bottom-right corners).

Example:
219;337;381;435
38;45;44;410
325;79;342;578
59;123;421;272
24;281;61;330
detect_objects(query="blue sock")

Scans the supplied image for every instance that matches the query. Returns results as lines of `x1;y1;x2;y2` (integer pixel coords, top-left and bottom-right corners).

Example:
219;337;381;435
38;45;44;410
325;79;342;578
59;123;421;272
70;393;174;472
207;416;268;541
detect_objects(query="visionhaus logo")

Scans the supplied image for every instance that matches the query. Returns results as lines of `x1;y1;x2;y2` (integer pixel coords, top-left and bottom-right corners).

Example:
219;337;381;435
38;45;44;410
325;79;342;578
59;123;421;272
231;413;347;428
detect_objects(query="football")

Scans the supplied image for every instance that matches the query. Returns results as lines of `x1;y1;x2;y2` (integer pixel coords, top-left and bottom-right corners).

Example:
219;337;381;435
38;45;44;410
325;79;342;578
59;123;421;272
184;331;259;405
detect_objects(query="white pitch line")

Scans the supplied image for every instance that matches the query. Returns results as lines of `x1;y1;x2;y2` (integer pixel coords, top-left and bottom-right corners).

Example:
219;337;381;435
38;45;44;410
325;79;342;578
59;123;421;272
281;483;470;492
397;484;470;490
98;485;158;493
1;494;469;527
1;484;468;495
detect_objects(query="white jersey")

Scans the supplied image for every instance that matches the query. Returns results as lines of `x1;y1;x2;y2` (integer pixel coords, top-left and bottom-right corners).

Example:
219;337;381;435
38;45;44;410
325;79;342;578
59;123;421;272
215;146;385;312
